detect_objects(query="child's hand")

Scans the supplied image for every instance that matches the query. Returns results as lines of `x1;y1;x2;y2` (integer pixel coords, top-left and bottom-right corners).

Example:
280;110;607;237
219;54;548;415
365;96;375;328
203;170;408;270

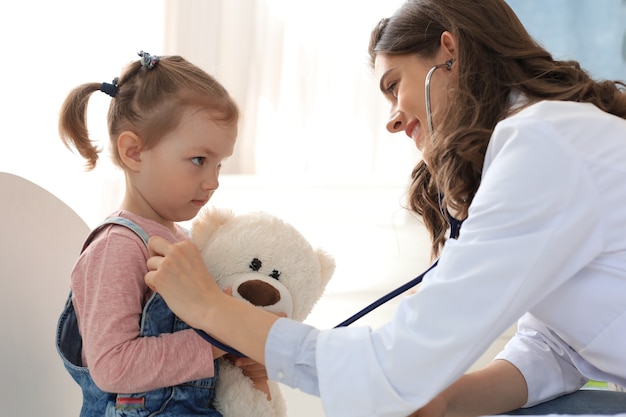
228;308;285;401
231;356;272;400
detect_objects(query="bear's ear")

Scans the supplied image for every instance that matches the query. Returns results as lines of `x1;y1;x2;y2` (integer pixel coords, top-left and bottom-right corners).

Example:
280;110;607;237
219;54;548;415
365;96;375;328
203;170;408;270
190;207;235;249
315;248;336;289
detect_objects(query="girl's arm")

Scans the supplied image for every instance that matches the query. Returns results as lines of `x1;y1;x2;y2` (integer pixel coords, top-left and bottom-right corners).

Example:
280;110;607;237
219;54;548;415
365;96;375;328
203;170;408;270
75;231;221;393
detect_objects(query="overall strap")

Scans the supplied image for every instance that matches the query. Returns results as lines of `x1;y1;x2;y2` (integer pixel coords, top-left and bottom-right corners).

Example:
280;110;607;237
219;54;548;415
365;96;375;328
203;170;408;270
82;216;150;252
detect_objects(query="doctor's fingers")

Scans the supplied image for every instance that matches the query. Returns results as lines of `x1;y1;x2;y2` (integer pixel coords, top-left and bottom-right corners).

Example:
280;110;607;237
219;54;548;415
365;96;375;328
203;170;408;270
147;238;205;273
145;240;212;295
147;235;171;257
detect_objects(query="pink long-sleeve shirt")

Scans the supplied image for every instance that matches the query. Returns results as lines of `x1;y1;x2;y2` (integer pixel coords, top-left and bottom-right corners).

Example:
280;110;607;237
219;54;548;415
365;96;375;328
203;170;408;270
71;210;215;394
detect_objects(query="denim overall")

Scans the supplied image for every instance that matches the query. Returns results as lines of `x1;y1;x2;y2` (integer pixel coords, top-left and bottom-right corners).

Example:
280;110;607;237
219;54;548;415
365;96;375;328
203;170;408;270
56;217;221;416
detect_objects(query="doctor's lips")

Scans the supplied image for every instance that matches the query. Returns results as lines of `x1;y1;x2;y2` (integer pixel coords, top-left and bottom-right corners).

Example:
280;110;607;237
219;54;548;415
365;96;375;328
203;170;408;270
406;120;421;145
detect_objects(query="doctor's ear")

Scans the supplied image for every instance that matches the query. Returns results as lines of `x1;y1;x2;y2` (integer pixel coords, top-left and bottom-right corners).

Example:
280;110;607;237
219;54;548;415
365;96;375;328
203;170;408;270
440;31;457;66
118;131;144;171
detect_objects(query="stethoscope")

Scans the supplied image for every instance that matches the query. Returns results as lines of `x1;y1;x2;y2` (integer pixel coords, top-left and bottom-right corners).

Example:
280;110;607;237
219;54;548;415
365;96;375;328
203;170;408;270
425;58;454;137
196;59;459;356
333;59;459;328
196;210;462;357
335;211;461;327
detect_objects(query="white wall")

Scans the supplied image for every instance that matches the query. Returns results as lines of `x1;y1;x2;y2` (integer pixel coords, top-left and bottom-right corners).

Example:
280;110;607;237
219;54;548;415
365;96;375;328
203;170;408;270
202;175;432;294
0;0;165;227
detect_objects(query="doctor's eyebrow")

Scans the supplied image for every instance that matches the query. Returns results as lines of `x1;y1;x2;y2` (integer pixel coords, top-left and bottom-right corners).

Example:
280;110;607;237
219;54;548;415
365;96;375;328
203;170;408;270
379;69;394;94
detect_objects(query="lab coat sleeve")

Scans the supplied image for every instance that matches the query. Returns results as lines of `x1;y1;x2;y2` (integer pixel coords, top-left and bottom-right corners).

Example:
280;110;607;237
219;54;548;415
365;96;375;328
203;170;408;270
311;117;604;417
266;317;321;396
496;313;588;407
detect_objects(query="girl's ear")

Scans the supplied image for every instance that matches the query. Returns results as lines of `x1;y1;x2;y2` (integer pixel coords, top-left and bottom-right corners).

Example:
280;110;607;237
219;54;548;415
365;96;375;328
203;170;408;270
117;131;143;171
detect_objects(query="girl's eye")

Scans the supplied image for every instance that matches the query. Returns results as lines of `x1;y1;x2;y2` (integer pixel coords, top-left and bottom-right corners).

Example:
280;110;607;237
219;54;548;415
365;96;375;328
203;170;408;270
386;82;398;98
191;156;205;166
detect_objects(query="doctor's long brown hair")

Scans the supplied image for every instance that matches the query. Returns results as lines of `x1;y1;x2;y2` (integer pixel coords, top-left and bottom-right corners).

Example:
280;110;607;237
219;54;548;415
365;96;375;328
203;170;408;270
369;0;626;258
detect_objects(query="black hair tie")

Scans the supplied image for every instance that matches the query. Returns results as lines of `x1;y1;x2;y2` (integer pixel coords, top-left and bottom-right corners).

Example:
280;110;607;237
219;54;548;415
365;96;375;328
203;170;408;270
99;77;118;98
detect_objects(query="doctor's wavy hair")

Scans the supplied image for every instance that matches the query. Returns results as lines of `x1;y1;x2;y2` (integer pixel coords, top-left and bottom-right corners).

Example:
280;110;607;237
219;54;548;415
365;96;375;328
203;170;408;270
369;0;626;257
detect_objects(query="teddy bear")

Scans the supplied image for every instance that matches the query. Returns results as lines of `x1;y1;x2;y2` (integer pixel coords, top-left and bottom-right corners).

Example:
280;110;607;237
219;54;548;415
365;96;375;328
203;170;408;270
190;206;336;417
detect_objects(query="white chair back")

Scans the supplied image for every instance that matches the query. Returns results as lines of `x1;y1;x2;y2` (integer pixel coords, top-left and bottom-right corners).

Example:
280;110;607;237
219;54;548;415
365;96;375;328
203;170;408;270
0;172;86;416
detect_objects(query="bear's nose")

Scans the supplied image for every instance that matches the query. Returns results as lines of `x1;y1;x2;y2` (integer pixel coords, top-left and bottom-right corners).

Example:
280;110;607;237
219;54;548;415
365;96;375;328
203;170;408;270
238;280;281;307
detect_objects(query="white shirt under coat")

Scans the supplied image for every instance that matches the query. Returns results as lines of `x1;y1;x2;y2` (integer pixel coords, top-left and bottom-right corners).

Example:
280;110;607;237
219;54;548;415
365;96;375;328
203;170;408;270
265;99;626;417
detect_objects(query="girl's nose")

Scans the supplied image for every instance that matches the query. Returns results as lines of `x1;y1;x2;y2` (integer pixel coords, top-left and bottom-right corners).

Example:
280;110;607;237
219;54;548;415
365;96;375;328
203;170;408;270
386;111;404;133
202;174;219;191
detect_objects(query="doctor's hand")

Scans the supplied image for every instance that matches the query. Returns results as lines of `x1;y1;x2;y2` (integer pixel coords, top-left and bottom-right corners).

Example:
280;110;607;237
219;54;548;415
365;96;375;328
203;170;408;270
146;236;282;365
145;236;219;331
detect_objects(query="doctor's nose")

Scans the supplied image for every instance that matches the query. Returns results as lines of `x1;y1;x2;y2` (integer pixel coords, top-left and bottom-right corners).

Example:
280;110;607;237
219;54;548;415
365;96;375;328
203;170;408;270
386;111;405;133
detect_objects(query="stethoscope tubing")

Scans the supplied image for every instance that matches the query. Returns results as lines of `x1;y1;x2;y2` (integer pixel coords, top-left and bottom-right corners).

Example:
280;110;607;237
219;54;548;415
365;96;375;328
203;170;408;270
194;259;440;357
195;211;461;357
425;59;453;136
334;259;439;327
198;59;457;355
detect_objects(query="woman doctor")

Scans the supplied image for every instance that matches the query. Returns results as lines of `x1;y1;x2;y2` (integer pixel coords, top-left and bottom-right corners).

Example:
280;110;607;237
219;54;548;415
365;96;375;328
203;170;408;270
145;0;626;416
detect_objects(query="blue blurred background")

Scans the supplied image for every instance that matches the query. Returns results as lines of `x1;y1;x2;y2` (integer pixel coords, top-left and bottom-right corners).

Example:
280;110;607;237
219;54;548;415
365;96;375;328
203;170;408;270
507;0;626;80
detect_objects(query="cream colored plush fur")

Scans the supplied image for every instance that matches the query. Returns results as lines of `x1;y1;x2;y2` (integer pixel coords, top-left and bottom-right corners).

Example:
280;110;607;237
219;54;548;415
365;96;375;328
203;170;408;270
191;207;335;417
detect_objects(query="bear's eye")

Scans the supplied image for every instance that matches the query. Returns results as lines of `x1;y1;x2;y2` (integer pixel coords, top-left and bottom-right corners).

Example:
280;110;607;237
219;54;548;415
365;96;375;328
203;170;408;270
269;270;281;280
249;258;262;272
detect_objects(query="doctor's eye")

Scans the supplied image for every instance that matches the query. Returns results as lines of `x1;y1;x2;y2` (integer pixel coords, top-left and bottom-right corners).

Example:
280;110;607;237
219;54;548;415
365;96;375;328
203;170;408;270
386;81;398;98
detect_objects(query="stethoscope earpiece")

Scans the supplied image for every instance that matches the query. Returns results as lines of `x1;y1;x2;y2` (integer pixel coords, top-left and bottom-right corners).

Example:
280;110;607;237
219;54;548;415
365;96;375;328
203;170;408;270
425;58;455;135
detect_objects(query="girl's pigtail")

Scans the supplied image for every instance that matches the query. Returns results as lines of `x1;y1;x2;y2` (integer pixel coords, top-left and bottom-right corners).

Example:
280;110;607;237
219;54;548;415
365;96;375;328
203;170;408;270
58;82;106;170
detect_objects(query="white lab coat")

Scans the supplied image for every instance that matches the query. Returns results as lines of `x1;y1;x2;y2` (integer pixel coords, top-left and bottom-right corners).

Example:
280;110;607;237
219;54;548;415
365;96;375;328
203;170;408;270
307;100;626;416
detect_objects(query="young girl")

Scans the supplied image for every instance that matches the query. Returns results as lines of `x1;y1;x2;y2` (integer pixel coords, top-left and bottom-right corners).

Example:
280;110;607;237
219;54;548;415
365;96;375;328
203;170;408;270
143;1;626;416
56;51;238;416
